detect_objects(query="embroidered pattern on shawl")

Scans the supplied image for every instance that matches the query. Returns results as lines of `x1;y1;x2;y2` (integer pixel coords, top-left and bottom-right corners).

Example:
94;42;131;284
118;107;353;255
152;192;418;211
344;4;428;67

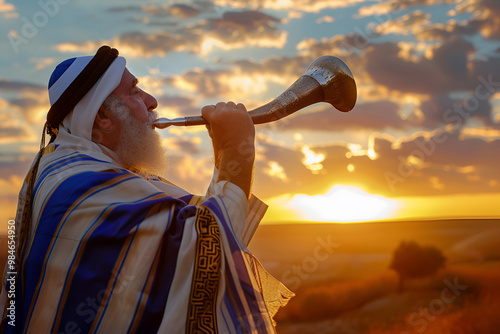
186;207;221;333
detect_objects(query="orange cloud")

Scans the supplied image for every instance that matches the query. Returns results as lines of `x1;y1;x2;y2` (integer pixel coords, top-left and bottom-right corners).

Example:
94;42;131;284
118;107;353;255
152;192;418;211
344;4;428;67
107;3;205;19
456;0;500;39
0;0;16;19
358;0;461;18
214;0;366;12
374;10;431;36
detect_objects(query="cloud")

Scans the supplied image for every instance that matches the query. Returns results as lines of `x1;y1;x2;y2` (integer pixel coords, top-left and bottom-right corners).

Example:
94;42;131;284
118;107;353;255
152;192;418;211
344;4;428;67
54;32;185;58
0;0;16;18
0;160;34;224
296;34;368;60
0;78;49;125
361;38;476;95
415;19;481;41
214;0;366;12
291;18;500;131
358;0;500;41
374;10;431;36
168;4;201;18
106;3;207;19
0;174;23;198
281;101;407;131
0;105;39;144
231;55;311;82
196;10;287;53
166;67;237;98
455;0;500;39
163;153;213;194
382;129;500;193
0;175;23;222
0;125;32;144
30;57;57;71
0;79;45;93
0;0;14;12
418;93;495;129
315;15;335;24
357;0;459;17
54;10;286;58
156;94;200;117
162;136;202;155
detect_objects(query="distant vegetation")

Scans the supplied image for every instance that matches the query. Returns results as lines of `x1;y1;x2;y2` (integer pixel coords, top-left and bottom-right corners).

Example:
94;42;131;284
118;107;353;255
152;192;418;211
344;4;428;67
389;240;446;292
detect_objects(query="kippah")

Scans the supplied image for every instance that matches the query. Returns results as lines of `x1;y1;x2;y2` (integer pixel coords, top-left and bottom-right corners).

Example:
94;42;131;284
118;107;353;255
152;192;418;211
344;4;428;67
48;58;76;89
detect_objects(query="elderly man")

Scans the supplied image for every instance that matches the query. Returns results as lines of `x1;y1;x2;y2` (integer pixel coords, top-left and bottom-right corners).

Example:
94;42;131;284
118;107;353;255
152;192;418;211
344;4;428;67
1;46;292;333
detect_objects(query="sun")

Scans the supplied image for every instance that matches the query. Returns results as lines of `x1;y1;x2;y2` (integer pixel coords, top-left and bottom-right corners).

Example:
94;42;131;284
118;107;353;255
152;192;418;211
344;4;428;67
274;185;399;223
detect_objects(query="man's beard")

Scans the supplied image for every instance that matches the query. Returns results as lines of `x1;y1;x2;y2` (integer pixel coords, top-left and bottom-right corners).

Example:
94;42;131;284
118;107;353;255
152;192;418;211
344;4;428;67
109;98;167;177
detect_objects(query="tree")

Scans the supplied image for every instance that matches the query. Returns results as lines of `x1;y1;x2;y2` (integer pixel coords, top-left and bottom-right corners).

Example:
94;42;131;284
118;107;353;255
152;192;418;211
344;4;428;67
389;240;446;292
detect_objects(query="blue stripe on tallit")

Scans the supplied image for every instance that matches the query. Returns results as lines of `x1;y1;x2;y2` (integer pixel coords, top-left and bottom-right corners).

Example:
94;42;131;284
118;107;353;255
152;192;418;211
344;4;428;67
203;197;270;332
22;169;134;329
224;269;250;333
54;196;181;333
129;206;197;333
34;153;112;197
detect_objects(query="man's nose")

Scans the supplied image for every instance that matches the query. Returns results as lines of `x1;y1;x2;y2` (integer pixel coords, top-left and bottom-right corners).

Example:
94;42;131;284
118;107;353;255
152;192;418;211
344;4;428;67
141;90;158;111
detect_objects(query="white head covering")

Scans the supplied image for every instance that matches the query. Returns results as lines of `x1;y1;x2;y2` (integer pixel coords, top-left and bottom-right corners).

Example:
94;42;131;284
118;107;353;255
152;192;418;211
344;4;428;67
48;55;126;140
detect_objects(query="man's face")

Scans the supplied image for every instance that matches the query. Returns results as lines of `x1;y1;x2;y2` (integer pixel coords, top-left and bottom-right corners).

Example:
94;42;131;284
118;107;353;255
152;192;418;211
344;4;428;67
111;68;158;124
105;94;167;176
94;67;166;176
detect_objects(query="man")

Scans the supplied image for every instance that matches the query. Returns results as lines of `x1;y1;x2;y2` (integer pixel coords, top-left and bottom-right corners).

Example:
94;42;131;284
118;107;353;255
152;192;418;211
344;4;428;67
1;46;292;333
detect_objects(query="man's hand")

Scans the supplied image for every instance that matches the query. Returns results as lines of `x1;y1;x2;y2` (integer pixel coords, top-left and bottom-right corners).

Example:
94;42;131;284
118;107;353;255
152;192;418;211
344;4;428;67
202;102;255;199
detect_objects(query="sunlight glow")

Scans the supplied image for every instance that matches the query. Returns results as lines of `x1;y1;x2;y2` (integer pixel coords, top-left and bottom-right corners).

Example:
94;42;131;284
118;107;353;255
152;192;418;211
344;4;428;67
287;185;399;222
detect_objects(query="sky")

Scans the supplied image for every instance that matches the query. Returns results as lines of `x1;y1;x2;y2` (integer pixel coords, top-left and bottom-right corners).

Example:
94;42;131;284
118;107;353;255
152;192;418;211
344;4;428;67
1;0;500;227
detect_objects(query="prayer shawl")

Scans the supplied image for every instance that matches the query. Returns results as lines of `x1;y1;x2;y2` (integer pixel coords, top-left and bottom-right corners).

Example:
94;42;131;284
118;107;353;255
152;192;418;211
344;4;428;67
2;129;293;333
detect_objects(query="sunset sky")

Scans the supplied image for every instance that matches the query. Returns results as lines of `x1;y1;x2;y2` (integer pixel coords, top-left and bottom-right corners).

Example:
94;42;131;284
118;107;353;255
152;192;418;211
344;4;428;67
1;0;500;229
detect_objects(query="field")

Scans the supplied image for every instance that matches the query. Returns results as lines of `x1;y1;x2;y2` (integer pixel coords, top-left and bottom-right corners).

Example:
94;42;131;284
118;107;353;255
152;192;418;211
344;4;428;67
1;218;499;333
248;219;500;333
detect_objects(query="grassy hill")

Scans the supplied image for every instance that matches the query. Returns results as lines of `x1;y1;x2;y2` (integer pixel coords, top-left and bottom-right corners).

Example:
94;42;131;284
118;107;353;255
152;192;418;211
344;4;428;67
247;219;500;333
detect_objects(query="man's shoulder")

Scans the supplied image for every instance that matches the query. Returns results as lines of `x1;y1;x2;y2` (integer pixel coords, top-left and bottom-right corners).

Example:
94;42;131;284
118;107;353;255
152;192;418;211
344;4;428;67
43;143;120;171
35;144;135;188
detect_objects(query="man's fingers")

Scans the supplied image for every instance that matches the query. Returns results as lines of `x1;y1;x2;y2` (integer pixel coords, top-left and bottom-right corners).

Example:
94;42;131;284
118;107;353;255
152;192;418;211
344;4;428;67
201;104;216;114
202;102;248;125
236;103;246;112
201;105;216;123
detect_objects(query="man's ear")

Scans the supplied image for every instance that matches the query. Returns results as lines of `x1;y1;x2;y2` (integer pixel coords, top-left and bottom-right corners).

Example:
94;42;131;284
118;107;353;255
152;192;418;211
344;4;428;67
94;106;115;132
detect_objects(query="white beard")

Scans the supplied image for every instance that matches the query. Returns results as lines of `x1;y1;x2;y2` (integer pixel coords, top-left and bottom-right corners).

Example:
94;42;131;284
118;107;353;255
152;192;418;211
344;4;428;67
110;99;168;177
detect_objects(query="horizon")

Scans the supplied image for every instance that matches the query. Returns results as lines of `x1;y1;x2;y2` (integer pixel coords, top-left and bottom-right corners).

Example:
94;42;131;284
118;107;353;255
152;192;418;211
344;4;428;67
261;215;500;226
